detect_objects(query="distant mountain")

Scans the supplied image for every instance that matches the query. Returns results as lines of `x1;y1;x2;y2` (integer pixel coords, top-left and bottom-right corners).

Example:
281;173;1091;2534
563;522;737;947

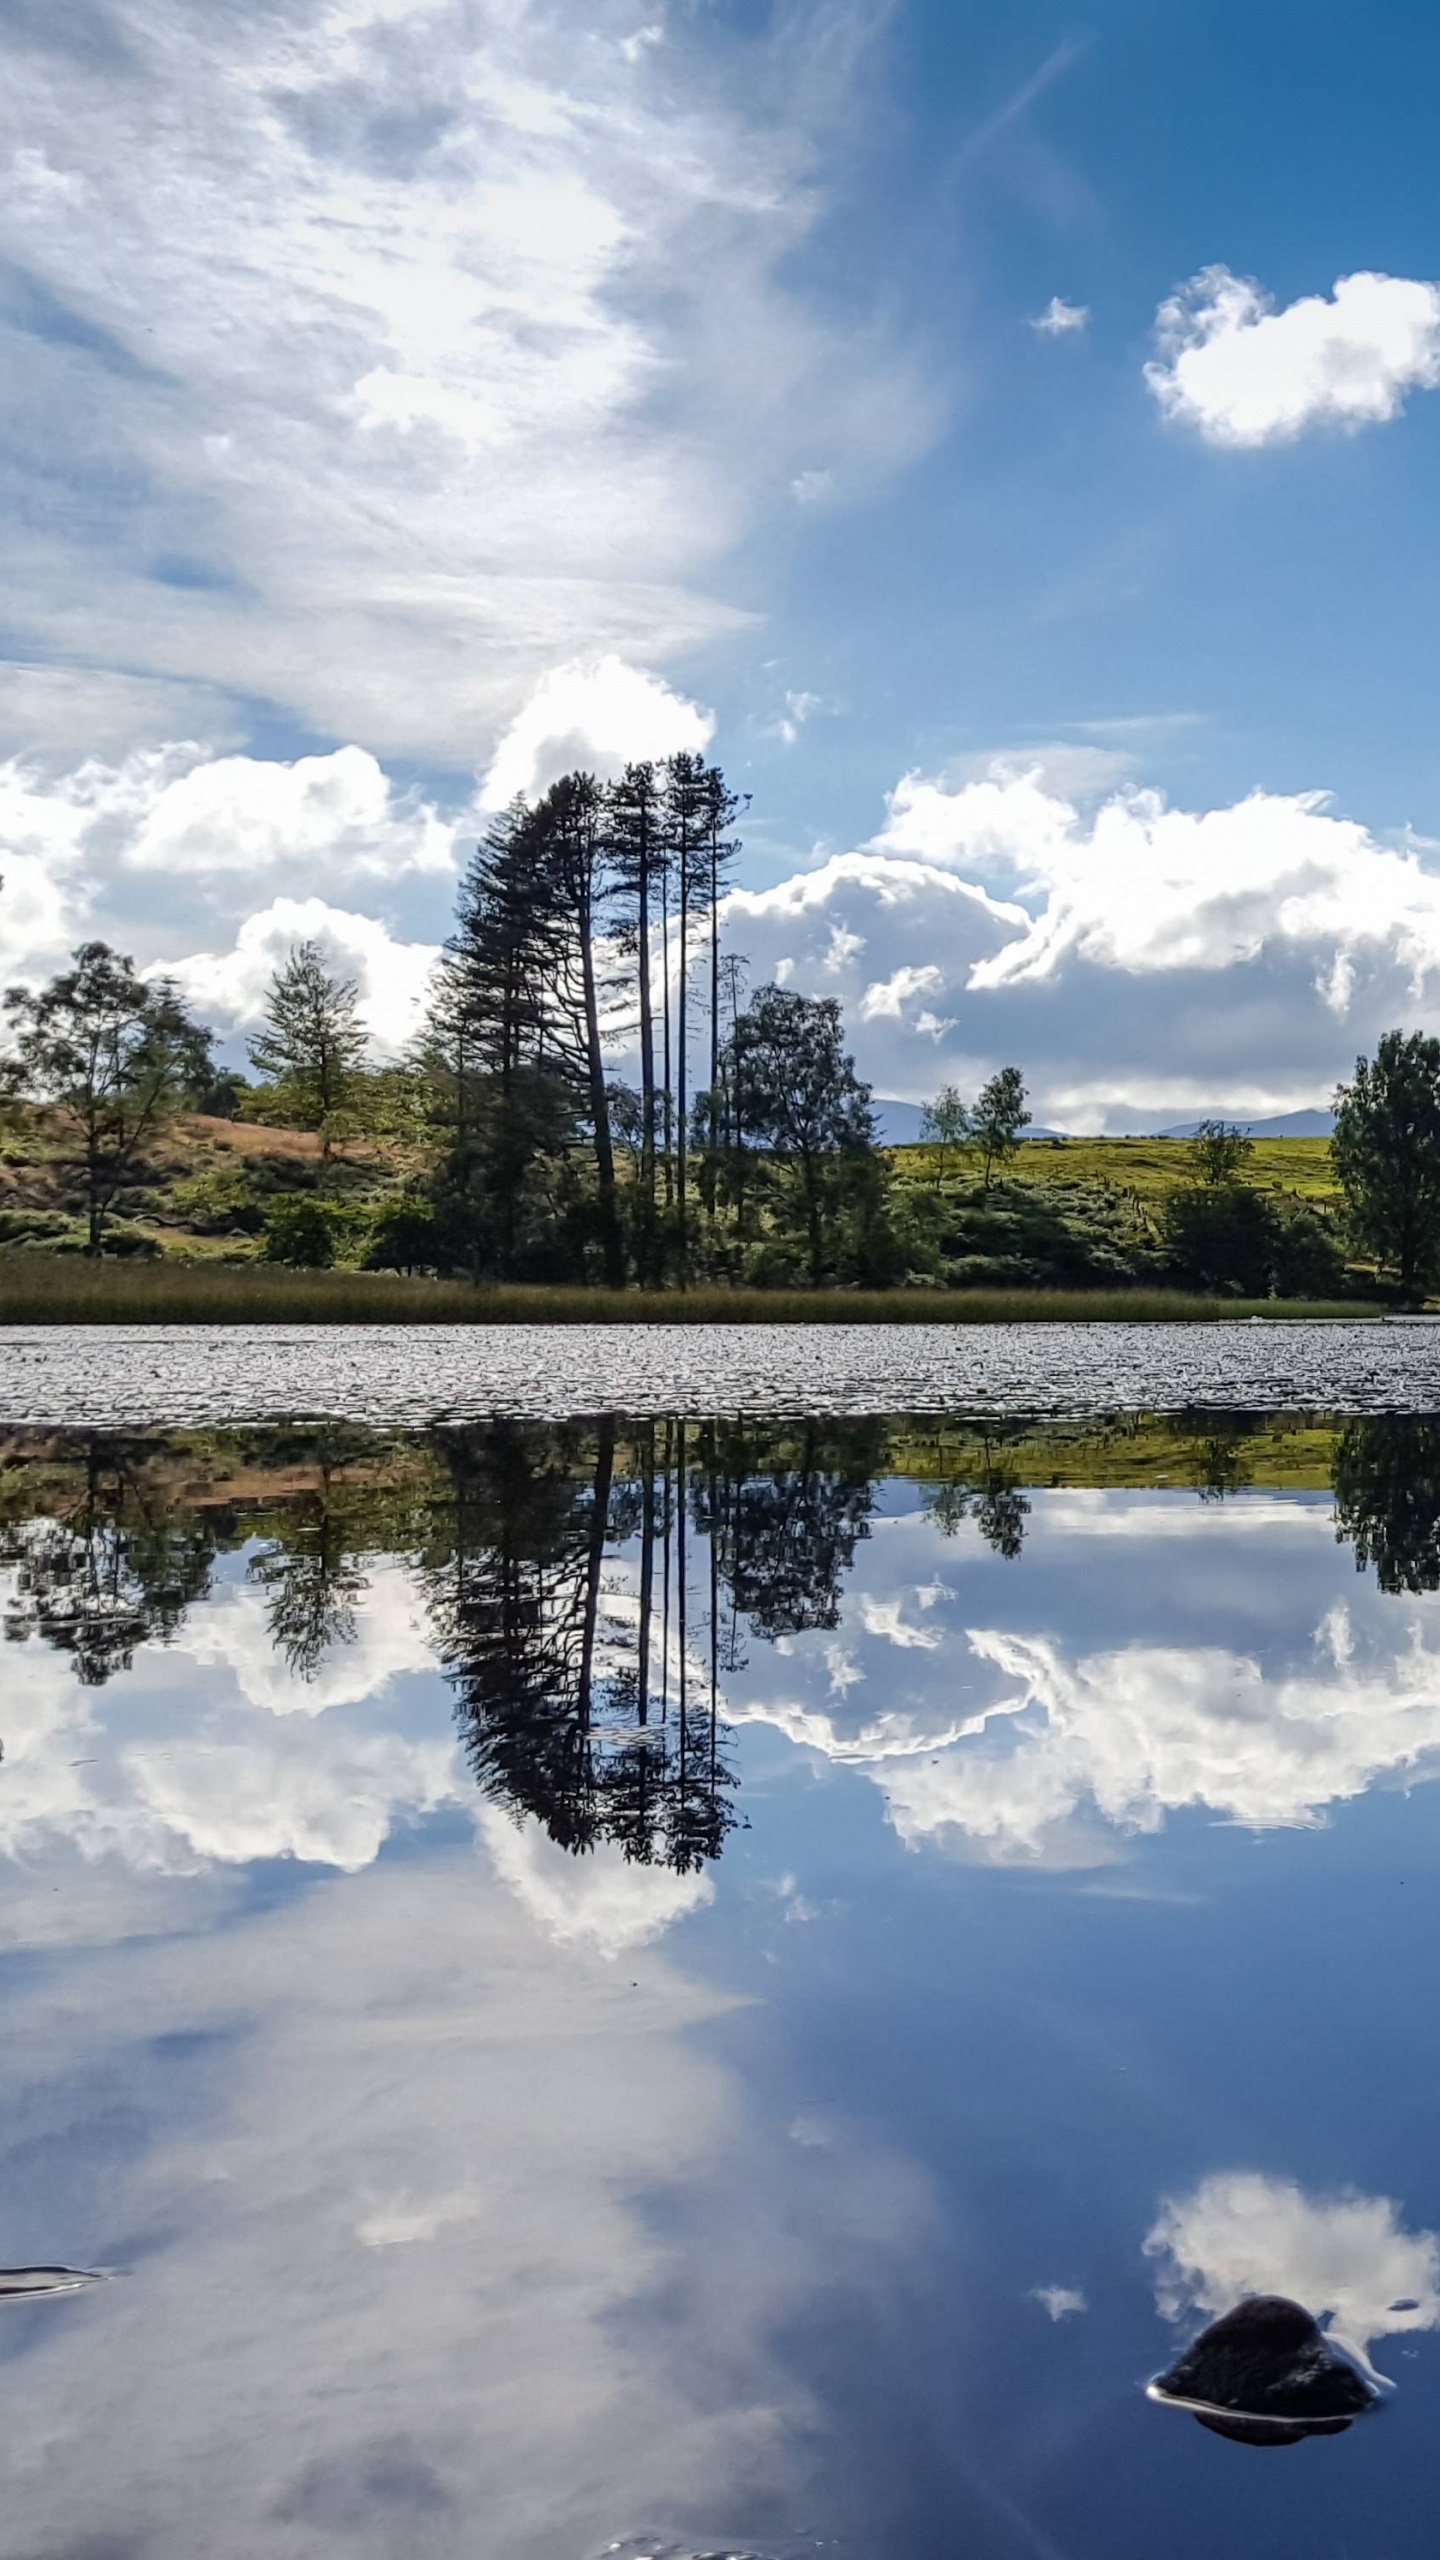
872;1098;1067;1146
872;1097;1334;1144
1154;1110;1335;1139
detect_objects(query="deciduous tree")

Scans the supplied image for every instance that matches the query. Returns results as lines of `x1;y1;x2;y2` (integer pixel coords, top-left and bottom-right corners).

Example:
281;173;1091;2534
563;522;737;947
2;941;212;1252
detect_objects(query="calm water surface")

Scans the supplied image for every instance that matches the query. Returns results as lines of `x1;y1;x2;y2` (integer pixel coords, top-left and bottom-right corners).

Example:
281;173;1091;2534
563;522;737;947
2;1408;1440;2556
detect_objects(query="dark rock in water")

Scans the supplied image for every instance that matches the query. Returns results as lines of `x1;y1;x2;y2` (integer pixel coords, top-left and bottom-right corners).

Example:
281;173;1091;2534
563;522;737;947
1150;2295;1378;2447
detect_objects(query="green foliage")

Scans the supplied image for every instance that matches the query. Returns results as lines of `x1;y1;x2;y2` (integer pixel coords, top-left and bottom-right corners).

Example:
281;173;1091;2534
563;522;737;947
1187;1119;1255;1186
363;1201;442;1273
1163;1183;1347;1298
918;1084;972;1181
916;1173;1161;1290
1;941;213;1252
1333;1029;1440;1299
168;1164;267;1236
729;986;876;1284
1333;1417;1440;1593
247;940;370;1147
262;1195;344;1267
970;1067;1030;1191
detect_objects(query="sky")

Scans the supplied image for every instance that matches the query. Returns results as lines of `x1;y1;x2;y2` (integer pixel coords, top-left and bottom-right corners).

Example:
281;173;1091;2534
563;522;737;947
4;0;1440;1126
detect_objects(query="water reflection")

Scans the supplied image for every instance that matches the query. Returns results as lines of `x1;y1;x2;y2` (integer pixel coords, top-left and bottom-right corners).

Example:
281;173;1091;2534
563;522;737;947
3;1415;1440;2549
6;1415;1440;1887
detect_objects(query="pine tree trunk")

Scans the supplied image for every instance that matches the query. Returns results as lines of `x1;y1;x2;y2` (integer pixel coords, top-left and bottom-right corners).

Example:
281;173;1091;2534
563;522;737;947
677;844;689;1286
580;880;624;1287
637;829;657;1286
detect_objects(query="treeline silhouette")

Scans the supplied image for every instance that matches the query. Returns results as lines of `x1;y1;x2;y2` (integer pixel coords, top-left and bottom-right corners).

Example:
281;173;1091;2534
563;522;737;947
7;1416;1437;1866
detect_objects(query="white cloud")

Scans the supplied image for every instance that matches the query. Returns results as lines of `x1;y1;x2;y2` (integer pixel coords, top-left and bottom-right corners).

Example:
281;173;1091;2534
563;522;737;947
477;1805;714;1958
877;1615;1440;1863
1146;265;1440;447
857;963;948;1022
121;744;457;882
1031;2284;1086;2319
169;898;440;1054
0;0;939;764
479;656;714;811
1032;297;1088;337
0;1563;461;1882
1146;2173;1440;2380
721;758;1440;1126
0;741;460;1004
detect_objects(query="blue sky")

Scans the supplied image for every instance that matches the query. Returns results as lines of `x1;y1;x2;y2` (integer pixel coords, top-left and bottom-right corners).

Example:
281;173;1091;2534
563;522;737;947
3;0;1440;1125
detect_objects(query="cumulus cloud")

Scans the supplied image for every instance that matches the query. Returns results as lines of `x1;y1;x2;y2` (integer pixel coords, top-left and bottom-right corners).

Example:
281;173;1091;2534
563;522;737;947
1032;297;1088;337
479;657;714;811
877;1612;1440;1863
0;0;939;764
0;1561;461;1882
1146;266;1440;447
0;741;460;1002
477;1805;715;1958
168;898;440;1054
1146;2173;1440;2380
722;760;1440;1126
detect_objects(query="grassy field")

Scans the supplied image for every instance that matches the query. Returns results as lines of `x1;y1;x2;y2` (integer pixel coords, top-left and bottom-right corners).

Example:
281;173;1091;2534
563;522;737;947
0;1252;1379;1324
891;1133;1339;1202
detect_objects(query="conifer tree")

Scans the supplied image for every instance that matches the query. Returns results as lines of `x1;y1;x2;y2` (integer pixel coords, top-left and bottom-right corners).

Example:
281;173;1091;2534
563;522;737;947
248;939;369;1153
606;761;663;1281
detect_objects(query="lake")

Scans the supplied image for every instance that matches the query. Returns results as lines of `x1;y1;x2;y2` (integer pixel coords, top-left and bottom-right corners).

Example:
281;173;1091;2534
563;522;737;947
2;1382;1439;2555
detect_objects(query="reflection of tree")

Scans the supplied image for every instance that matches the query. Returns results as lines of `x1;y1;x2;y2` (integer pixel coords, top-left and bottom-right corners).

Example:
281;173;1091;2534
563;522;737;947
1334;1417;1440;1593
1183;1419;1257;1504
248;1489;368;1681
691;1422;885;1635
923;1451;1030;1559
430;1421;739;1874
1;1442;215;1685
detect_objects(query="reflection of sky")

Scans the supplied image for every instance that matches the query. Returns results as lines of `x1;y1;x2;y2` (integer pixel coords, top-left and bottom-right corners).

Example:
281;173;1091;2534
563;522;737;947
727;1495;1440;1867
4;1479;1440;2552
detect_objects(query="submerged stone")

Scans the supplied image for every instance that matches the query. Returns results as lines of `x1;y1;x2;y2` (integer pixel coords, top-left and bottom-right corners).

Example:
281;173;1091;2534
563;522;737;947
1149;2295;1378;2446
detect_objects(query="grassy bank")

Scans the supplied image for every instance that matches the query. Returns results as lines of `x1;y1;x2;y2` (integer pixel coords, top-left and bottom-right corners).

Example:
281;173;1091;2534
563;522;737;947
893;1132;1341;1203
0;1254;1381;1324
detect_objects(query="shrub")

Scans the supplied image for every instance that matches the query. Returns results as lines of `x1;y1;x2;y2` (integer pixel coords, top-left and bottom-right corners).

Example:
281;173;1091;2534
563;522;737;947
262;1196;342;1267
363;1203;442;1274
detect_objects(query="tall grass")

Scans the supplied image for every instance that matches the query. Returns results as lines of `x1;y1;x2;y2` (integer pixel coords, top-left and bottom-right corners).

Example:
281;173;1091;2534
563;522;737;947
0;1254;1382;1325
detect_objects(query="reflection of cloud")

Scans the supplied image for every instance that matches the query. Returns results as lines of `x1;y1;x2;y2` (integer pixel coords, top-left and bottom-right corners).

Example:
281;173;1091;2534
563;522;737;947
858;1596;942;1651
180;1565;436;1717
874;1622;1440;1864
1146;2173;1440;2380
0;1858;935;2557
1031;2285;1086;2320
0;1562;460;1888
478;1806;714;1958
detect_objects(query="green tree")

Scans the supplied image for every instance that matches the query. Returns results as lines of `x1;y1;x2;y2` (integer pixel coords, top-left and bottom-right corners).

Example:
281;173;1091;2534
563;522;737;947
424;804;577;1280
247;939;370;1154
1187;1119;1255;1186
733;987;876;1283
262;1195;340;1267
1333;1417;1440;1593
970;1065;1030;1192
1;942;212;1252
1332;1031;1440;1301
919;1083;972;1184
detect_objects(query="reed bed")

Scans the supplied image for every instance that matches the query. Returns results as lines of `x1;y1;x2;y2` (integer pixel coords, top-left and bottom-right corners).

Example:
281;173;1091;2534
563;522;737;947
0;1254;1381;1325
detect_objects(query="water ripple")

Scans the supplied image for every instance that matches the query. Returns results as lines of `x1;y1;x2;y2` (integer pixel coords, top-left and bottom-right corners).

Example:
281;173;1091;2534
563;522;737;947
3;1319;1440;1426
